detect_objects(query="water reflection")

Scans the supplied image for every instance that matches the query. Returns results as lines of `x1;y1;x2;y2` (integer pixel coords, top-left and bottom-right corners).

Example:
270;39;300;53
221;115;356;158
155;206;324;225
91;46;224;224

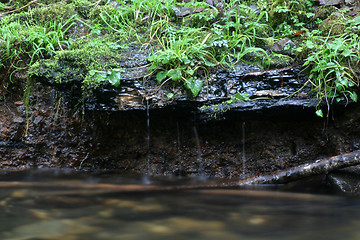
0;169;359;240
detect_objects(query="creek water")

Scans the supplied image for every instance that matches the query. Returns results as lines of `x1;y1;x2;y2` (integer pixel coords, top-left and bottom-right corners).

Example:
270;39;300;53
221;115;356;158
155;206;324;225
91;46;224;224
0;169;359;240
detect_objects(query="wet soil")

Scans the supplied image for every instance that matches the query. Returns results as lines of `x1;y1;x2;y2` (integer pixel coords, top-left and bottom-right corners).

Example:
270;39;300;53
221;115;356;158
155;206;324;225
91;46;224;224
1;78;360;178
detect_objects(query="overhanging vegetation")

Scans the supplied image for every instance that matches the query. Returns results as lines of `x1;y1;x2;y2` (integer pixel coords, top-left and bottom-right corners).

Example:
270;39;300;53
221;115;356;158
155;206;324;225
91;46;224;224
0;0;359;116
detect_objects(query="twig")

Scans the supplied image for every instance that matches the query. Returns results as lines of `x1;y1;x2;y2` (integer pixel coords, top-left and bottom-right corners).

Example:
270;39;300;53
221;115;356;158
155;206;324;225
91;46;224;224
47;0;70;7
240;64;297;79
2;0;39;15
79;153;90;169
91;0;102;7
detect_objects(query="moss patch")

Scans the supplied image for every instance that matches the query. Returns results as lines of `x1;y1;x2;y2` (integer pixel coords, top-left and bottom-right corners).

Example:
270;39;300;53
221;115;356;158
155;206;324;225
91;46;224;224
28;35;125;86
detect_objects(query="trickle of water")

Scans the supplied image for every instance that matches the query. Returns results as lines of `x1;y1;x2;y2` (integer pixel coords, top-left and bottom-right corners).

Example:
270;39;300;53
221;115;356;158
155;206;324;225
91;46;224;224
143;100;151;185
193;126;205;179
242;121;246;176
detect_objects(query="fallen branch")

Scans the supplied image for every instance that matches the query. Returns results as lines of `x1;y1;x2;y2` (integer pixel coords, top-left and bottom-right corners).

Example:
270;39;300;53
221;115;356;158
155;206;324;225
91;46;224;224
237;150;360;185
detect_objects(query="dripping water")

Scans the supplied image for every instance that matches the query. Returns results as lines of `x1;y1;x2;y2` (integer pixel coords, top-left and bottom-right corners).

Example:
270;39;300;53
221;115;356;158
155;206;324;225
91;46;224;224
142;100;151;185
193;125;205;179
242;121;246;176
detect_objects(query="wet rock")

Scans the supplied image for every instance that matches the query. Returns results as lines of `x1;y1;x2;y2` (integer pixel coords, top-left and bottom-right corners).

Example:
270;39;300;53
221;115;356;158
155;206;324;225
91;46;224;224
319;0;354;6
13;117;24;124
327;170;360;194
345;0;354;4
200;98;318;121
87;62;311;116
173;6;200;17
108;1;120;8
270;38;296;55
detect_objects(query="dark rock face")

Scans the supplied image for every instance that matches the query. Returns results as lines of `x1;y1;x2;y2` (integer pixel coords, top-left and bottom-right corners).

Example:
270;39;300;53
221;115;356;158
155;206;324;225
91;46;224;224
1;77;360;179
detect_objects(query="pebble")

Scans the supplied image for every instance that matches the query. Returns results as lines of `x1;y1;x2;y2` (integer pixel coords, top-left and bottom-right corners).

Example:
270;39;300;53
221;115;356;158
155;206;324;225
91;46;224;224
103;199;164;212
29;209;51;220
3;219;101;240
165;217;225;232
14;101;23;106
11;190;28;198
248;215;267;225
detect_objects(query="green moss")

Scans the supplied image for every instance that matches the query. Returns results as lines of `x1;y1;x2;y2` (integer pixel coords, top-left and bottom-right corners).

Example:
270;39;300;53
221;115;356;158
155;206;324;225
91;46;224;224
89;4;118;26
319;13;347;36
71;0;96;19
28;35;124;85
14;0;59;9
2;2;77;25
269;53;294;68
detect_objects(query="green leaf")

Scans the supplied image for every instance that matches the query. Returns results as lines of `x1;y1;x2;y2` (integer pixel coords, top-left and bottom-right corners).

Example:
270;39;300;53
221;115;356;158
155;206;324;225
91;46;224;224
107;70;121;87
185;69;195;76
342;49;352;57
166;93;174;99
350;16;360;26
204;59;216;67
338;76;349;87
315;109;323;118
234;92;250;101
167;69;182;81
182;56;191;65
96;72;107;82
306;41;315;49
184;77;203;97
156;71;168;83
349;91;358;102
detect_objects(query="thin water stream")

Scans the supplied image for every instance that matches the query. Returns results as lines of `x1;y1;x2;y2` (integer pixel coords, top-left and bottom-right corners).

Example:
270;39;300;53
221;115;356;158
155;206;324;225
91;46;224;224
143;100;151;185
0;169;359;240
242;121;246;176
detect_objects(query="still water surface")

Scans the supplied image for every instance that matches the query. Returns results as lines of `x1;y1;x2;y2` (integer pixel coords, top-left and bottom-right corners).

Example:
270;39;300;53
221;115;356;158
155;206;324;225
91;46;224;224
0;169;359;240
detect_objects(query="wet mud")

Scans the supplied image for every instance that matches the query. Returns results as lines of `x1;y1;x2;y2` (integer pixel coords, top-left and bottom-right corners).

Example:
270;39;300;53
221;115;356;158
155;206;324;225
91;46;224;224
1;81;360;178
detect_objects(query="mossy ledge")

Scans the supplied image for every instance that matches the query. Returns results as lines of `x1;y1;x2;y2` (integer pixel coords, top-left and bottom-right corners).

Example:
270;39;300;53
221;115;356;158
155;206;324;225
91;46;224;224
1;0;359;115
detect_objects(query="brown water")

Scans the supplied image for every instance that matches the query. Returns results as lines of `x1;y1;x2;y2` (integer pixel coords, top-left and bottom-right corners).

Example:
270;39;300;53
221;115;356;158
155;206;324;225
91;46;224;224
0;169;359;240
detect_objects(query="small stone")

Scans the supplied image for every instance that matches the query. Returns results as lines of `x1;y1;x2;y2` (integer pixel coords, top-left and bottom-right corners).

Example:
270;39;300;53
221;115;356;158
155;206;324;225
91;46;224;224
167;217;225;231
148;224;172;234
248;215;267;225
29;209;50;220
109;1;120;8
270;38;296;55
14;101;23;106
173;6;195;17
98;208;114;218
13;117;24;123
319;0;344;5
34;115;43;125
103;199;164;212
11;190;28;198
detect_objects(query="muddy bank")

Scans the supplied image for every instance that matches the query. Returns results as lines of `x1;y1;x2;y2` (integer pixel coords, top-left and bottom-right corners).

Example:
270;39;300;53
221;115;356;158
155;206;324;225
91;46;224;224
1;81;360;178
